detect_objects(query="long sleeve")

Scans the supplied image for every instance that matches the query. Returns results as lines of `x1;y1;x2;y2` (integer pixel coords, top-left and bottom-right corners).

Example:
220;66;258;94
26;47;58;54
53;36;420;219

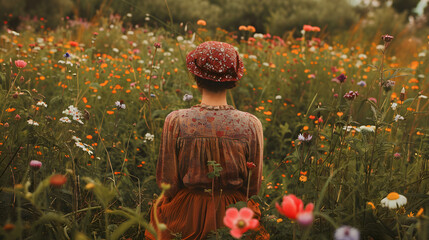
156;110;180;199
247;116;264;197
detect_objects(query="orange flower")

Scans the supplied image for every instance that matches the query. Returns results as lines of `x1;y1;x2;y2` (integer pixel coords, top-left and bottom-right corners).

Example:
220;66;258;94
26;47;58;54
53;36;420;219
107;111;114;115
197;19;206;26
50;174;67;187
239;25;248;31
337;112;344;117
5;108;16;112
247;25;256;32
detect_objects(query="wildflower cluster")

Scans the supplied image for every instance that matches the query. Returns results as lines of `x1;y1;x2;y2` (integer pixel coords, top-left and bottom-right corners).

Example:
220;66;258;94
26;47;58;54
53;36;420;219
62;105;84;124
72;136;93;155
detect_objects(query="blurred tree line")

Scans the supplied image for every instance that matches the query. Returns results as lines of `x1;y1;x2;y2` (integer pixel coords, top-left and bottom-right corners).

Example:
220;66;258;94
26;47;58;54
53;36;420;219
0;0;426;36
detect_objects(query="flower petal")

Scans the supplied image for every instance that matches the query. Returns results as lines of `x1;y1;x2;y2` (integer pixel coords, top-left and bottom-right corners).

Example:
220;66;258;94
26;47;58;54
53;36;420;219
238;207;254;220
304;203;314;212
224;208;239;228
230;229;243;239
248;219;259;229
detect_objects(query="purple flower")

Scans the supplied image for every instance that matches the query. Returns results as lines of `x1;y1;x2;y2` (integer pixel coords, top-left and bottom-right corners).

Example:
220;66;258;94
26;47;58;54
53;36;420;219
63;52;71;58
30;160;42;170
334;226;360;240
357;81;366;87
337;74;347;83
154;42;161;48
343;91;359;100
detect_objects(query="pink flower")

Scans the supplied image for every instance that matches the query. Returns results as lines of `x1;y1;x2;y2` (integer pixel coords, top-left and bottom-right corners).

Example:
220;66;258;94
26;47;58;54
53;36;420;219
15;60;27;68
303;25;313;32
29;160;42;170
276;194;314;224
223;207;259;239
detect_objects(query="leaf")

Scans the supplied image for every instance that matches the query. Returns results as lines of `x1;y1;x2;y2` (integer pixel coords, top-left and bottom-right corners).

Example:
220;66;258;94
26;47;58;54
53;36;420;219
89;82;101;89
110;219;138;240
403;98;415;105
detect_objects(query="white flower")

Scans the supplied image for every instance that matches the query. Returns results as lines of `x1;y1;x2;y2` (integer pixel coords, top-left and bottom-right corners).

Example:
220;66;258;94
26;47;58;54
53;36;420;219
62;105;84;124
115;101;126;109
176;36;184;41
112;48;119;53
262;62;269;67
143;133;154;143
275;95;282;100
418;74;425;79
36;101;47;108
419;95;427;99
248;55;257;60
72;136;81;142
342;126;355;132
394;114;404;122
253;33;264;39
27;119;39;126
357;125;375;133
59;117;71;123
183;94;193;101
418;51;426;57
381;192;407;209
376;45;385;51
391;103;398;110
334;226;360;240
358;53;367;59
298;133;312;142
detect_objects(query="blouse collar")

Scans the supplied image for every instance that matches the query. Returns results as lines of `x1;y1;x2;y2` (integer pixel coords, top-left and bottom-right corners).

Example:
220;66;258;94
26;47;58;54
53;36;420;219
193;104;235;110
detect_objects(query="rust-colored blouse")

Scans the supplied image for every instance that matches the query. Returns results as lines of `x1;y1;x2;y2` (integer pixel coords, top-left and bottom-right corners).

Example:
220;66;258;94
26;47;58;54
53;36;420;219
146;104;265;239
157;104;263;199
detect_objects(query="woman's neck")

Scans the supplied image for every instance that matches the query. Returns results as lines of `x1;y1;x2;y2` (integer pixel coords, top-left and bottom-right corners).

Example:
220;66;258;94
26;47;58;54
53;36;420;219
200;89;228;106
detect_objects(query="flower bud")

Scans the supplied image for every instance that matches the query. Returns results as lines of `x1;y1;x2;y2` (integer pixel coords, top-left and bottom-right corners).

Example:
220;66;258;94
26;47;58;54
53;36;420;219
400;87;406;101
29;160;42;170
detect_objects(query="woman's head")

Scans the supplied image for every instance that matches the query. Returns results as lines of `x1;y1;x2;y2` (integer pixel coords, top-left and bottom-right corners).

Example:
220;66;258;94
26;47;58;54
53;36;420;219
186;41;244;91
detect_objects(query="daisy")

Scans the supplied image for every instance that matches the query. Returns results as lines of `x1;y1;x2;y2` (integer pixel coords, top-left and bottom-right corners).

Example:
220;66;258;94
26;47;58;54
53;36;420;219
381;192;407;209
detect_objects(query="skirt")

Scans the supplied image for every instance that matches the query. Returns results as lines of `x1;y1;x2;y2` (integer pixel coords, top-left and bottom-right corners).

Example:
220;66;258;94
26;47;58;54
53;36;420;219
144;188;269;239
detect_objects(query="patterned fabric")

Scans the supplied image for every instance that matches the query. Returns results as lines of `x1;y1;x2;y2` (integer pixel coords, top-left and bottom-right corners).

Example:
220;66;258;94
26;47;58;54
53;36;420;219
145;104;266;239
186;41;244;82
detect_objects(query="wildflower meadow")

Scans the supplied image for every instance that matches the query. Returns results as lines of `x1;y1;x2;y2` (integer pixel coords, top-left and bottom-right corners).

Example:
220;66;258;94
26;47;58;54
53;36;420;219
0;3;429;240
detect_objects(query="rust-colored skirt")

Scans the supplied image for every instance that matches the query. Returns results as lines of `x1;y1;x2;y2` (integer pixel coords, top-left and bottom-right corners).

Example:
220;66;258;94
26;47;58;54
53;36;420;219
145;188;269;240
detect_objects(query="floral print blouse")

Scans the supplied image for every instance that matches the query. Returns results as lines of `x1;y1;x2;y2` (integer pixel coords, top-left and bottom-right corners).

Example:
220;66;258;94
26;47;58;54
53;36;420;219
157;104;264;199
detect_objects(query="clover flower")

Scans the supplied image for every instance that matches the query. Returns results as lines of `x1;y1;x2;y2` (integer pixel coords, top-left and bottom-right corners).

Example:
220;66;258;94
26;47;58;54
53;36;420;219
343;91;359;100
391;103;398;110
29;160;42;170
223;207;259;239
381;192;407;209
334;226;360;240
